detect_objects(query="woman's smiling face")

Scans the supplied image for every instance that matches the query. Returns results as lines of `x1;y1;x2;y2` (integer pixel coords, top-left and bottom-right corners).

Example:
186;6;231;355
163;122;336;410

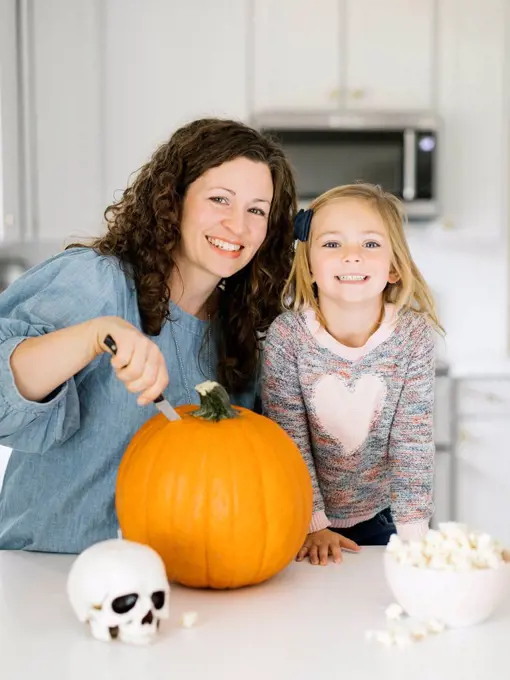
176;157;274;284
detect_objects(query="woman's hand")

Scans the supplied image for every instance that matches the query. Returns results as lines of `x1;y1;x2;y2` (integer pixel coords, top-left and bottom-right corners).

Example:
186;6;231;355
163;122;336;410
94;316;169;405
296;528;360;566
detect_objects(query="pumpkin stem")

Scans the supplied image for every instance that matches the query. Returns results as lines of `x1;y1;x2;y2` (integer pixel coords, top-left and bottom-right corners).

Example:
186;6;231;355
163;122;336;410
192;381;240;422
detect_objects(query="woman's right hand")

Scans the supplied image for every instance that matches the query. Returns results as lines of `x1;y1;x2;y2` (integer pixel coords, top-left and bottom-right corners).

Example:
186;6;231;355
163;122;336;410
296;528;360;566
93;316;169;405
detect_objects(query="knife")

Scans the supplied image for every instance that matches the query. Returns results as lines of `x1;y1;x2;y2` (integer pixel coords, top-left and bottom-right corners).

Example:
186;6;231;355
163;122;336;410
103;334;181;421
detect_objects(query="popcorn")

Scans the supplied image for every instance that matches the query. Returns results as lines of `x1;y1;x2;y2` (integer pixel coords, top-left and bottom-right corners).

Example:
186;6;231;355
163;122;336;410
385;603;404;621
180;611;198;628
427;618;446;634
387;523;507;571
410;626;428;641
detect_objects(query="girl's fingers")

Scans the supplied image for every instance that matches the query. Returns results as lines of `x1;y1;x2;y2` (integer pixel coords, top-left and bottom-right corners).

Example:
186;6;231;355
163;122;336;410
338;535;361;552
308;544;319;566
330;542;343;564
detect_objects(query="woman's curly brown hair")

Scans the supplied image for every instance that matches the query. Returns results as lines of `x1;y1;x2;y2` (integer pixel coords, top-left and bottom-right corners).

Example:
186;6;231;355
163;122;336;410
73;118;297;395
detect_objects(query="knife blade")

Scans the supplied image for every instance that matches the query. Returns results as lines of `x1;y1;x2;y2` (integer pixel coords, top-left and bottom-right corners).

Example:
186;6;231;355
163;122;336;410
103;334;181;422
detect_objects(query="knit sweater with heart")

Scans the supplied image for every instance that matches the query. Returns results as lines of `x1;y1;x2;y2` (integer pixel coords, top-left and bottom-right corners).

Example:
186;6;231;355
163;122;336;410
261;304;435;542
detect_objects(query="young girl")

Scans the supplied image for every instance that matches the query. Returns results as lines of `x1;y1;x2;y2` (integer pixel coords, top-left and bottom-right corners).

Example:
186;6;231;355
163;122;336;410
262;183;442;566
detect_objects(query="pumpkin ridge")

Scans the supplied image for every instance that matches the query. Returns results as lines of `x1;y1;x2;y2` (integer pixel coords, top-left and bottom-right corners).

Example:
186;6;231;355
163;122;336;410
152;426;175;573
248;421;268;585
227;441;236;589
145;429;163;552
204;438;211;589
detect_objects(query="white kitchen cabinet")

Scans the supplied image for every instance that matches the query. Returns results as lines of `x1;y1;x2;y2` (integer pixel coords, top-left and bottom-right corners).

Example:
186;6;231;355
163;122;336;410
436;0;507;238
252;0;342;111
27;0;250;242
104;0;250;208
32;0;104;242
0;0;20;243
344;0;435;111
252;0;435;112
454;378;510;544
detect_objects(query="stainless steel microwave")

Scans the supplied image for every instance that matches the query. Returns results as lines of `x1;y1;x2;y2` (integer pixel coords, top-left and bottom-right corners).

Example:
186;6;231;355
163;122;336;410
253;111;440;220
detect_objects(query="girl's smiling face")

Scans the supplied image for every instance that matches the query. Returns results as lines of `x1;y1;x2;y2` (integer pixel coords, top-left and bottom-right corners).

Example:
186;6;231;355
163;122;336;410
309;198;398;306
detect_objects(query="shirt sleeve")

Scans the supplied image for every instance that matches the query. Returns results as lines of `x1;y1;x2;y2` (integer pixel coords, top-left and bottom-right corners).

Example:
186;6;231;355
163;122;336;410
389;317;436;537
0;248;120;453
261;314;330;533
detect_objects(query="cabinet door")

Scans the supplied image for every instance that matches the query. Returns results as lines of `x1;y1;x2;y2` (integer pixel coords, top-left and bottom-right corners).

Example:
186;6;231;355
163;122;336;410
345;0;435;110
32;0;104;241
455;419;510;544
0;0;21;243
437;0;506;238
253;0;342;111
105;0;250;209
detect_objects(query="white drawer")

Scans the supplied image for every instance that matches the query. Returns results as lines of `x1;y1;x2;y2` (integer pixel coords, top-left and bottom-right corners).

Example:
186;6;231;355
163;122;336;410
454;419;510;543
456;379;510;417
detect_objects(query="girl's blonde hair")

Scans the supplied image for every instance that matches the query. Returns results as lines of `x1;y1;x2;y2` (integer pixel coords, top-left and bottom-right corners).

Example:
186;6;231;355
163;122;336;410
283;183;443;333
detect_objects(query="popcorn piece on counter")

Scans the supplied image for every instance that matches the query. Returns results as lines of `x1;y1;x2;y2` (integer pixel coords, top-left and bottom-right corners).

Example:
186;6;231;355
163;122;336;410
180;611;198;628
427;618;446;634
410;626;428;641
385;603;404;621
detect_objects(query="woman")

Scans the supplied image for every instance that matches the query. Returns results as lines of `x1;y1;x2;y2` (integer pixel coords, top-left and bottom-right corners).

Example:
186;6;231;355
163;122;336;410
0;118;297;552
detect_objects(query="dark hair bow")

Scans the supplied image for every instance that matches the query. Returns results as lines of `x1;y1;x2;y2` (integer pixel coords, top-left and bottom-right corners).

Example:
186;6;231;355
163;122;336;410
293;209;313;242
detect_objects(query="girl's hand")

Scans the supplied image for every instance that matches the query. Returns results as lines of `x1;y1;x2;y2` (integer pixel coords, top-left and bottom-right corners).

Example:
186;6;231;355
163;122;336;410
94;316;169;405
296;528;360;566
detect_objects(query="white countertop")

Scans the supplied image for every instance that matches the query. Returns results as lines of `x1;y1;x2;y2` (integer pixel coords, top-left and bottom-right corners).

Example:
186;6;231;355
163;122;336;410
0;548;509;679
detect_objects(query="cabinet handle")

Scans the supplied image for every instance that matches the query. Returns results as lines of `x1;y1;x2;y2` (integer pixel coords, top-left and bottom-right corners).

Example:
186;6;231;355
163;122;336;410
350;89;366;100
329;88;341;100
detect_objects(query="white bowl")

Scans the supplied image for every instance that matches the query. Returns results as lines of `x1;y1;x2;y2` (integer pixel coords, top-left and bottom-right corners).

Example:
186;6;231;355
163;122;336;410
384;552;510;628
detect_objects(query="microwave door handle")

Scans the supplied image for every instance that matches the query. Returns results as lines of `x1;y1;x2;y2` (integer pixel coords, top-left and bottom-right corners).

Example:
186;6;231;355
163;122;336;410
403;129;416;201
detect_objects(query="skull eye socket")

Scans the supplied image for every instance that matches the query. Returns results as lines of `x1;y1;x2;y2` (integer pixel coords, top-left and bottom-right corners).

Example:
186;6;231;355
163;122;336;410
151;591;166;610
111;593;138;614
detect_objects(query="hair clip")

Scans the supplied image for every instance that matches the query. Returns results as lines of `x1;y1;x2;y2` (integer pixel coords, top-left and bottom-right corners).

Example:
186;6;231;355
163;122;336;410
293;209;313;242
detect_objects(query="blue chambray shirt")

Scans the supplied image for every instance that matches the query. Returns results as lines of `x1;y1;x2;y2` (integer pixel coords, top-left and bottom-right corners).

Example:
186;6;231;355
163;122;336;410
0;248;257;553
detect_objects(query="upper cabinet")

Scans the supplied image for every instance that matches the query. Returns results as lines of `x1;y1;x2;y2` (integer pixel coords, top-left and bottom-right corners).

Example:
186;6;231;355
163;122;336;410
104;0;250;213
253;0;343;111
252;0;436;113
344;0;435;111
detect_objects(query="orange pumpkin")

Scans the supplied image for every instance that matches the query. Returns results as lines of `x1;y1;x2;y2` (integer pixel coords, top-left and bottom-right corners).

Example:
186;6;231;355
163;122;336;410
115;381;313;589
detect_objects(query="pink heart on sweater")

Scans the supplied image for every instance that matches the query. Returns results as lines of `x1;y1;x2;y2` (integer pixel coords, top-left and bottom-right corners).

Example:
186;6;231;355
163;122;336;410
312;374;387;455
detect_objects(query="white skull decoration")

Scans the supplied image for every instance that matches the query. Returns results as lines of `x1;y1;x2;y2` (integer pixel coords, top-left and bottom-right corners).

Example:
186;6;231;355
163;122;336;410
67;538;170;645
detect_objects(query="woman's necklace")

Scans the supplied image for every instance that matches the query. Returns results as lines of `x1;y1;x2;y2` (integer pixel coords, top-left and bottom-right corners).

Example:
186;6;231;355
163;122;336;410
170;306;212;404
